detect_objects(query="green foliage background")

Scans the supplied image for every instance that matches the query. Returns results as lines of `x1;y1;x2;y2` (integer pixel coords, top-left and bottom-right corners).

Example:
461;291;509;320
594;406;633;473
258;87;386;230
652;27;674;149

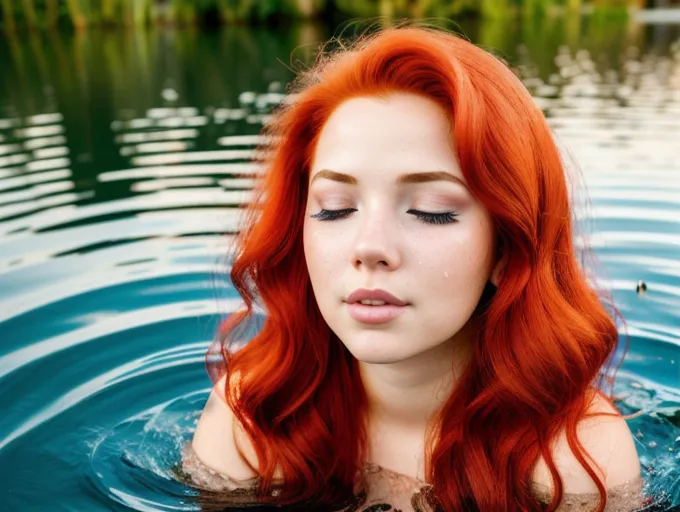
0;0;640;31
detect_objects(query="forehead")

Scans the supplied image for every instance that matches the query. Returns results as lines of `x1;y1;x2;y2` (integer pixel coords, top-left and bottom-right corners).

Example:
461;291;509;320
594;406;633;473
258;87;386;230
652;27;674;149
309;93;462;182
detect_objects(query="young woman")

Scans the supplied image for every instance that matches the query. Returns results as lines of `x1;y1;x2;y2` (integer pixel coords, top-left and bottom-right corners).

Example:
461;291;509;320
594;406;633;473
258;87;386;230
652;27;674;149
184;24;645;511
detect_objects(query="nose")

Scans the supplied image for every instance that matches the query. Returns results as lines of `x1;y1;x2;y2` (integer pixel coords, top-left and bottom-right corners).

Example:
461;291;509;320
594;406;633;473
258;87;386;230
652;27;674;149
350;207;402;272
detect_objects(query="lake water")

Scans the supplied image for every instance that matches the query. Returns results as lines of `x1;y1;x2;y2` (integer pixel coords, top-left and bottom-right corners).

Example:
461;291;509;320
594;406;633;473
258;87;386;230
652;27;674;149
0;18;679;511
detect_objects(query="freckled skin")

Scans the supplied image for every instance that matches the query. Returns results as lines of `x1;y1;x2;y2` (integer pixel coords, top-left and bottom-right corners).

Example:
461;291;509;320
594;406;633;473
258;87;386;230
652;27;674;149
303;93;503;366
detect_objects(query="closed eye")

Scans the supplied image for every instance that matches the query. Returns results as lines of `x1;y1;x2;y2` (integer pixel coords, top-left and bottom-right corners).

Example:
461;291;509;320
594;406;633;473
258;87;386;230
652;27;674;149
310;208;356;221
407;209;459;225
310;208;458;225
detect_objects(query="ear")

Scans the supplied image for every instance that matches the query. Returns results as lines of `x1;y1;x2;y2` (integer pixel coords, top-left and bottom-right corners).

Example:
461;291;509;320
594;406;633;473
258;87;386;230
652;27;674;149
490;244;507;287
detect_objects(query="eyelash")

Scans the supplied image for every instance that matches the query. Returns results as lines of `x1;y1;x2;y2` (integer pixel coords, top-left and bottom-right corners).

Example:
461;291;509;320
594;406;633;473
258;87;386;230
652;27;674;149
310;208;459;225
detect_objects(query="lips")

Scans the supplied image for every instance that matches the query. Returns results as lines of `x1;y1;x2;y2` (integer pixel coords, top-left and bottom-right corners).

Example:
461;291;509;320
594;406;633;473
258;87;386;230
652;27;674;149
346;288;407;306
345;288;408;325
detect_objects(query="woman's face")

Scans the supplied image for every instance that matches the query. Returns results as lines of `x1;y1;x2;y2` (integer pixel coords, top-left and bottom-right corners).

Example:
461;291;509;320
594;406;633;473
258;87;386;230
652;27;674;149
303;92;500;364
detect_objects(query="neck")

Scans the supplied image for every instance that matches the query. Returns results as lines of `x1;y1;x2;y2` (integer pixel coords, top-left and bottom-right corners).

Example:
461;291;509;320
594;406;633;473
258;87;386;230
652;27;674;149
359;320;477;429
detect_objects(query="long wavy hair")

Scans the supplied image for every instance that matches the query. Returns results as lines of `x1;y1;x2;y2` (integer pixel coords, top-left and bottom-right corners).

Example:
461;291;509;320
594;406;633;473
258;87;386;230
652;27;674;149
206;23;626;512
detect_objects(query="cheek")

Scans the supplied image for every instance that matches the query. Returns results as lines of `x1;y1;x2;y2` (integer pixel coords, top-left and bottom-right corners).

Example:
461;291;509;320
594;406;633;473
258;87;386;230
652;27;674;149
303;224;344;282
418;223;493;284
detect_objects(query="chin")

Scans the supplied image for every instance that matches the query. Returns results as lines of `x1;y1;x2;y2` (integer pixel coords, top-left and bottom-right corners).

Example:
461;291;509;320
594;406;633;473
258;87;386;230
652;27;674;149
352;352;412;365
339;336;420;365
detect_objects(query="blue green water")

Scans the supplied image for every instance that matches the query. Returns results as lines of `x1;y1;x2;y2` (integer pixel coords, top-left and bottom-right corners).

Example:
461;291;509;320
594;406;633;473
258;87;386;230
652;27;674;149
0;20;679;511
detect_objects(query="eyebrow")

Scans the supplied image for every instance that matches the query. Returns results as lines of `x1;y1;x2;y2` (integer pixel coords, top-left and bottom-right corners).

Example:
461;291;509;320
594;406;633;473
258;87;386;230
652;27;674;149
310;169;468;190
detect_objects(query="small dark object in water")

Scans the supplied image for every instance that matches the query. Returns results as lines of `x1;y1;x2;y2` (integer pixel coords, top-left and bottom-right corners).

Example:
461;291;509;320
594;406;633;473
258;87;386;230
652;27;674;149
636;280;647;295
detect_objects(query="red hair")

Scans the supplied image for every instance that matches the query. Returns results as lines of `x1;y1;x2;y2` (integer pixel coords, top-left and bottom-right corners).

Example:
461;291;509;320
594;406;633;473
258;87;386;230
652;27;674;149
207;24;624;511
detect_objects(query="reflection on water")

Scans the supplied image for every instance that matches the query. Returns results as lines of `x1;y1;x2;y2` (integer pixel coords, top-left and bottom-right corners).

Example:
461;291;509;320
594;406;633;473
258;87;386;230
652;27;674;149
0;18;679;512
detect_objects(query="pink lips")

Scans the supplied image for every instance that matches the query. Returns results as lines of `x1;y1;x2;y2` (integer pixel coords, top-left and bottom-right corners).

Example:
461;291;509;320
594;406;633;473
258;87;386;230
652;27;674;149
345;288;408;325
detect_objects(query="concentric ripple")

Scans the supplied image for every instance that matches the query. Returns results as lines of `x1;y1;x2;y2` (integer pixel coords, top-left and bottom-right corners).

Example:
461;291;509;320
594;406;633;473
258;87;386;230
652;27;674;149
0;23;679;512
87;392;206;512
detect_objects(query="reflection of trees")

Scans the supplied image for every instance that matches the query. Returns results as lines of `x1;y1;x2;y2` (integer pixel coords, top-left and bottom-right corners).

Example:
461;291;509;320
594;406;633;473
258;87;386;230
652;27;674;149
0;24;321;204
0;13;674;212
217;0;256;23
0;0;662;31
65;0;87;29
20;0;38;30
1;0;16;33
332;0;488;19
45;0;58;28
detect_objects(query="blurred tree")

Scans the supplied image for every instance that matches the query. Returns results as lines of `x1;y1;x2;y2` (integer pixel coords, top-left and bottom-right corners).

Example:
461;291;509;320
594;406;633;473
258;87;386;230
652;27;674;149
522;0;549;18
286;0;327;19
21;0;39;29
567;0;583;12
1;0;17;32
168;0;197;25
101;0;117;25
65;0;87;29
217;0;255;23
254;0;285;21
45;0;59;28
482;0;513;18
1;0;646;31
335;0;379;17
126;0;151;25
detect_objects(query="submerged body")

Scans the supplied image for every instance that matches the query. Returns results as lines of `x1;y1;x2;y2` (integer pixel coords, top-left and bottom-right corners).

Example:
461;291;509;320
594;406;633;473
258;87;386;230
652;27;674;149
187;375;644;511
181;441;645;511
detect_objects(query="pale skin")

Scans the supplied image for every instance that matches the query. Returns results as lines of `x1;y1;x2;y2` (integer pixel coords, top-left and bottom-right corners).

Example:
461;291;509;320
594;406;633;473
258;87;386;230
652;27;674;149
191;93;641;505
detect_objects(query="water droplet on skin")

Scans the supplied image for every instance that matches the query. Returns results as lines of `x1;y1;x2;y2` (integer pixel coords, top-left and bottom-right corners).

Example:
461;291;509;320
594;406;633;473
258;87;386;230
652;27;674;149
444;272;449;278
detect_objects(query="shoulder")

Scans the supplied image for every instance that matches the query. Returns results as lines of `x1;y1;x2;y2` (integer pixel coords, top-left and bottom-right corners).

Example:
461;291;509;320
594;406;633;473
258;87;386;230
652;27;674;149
531;391;641;495
191;373;263;482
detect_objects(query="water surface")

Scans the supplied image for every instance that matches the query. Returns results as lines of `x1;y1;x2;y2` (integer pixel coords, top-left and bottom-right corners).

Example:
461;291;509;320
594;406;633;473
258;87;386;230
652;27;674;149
0;19;679;511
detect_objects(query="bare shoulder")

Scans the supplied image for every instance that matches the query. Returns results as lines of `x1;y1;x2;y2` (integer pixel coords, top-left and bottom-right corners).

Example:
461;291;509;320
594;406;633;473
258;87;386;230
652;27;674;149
531;391;641;495
191;373;261;481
